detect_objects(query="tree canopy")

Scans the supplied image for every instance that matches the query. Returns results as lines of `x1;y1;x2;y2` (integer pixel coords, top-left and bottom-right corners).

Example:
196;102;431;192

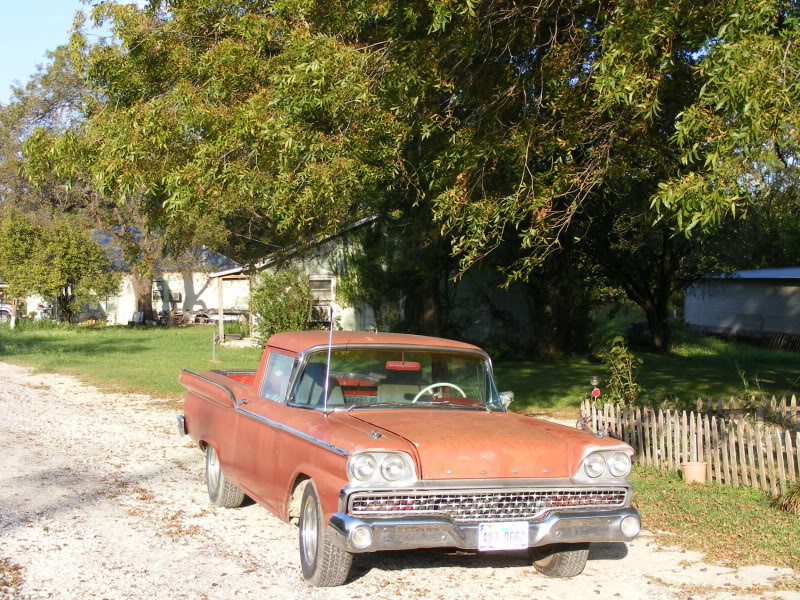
17;0;800;349
0;211;120;322
28;1;800;265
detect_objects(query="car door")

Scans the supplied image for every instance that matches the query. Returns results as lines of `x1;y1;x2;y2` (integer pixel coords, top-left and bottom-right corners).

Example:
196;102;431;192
233;349;297;510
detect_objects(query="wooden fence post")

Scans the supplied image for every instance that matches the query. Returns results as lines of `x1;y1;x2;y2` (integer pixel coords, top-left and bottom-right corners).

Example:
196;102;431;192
720;416;732;484
666;409;673;471
728;420;739;487
636;406;645;464
765;426;778;496
786;430;796;482
702;414;712;481
775;428;787;495
696;411;704;469
680;411;687;465
737;418;749;487
755;424;768;492
746;422;759;490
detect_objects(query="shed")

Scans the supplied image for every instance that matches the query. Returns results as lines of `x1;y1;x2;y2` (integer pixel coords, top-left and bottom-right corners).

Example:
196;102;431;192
684;267;800;336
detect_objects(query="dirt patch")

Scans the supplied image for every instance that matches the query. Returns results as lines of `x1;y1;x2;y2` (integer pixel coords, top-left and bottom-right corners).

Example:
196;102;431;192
0;361;797;600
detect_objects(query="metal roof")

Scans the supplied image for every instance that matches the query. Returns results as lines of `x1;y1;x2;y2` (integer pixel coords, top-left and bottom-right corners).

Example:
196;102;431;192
706;267;800;280
209;214;381;278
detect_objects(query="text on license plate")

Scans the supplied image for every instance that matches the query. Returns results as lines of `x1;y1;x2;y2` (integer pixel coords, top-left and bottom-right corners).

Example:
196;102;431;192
477;521;529;551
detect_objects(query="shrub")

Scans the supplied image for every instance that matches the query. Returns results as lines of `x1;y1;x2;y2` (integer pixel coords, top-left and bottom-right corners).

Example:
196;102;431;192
593;334;644;405
772;481;800;516
250;268;313;346
224;320;250;337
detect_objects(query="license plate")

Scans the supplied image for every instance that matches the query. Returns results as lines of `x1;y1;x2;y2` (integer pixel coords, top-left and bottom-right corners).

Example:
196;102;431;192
477;521;529;551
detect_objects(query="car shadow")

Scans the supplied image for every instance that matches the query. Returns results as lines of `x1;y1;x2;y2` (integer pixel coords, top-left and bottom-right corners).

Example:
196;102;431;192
346;542;628;583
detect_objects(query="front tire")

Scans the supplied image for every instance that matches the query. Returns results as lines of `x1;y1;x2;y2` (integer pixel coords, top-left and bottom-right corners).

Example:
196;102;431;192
299;482;352;587
205;445;245;508
529;543;590;577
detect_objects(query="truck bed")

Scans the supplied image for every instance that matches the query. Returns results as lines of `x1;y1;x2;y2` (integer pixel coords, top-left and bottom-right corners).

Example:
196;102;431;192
210;370;257;386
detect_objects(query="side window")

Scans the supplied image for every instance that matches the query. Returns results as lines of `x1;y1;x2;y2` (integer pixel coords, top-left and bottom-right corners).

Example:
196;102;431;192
260;352;296;402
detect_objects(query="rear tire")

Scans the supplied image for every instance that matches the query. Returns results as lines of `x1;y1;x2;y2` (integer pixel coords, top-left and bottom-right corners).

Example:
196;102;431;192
529;543;590;577
298;481;352;587
205;445;245;508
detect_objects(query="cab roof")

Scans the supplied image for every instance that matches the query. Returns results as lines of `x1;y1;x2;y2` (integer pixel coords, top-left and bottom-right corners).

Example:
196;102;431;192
266;331;483;354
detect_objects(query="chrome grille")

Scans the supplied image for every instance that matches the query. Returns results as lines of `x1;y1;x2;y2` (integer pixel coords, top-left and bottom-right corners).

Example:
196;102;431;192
348;488;627;523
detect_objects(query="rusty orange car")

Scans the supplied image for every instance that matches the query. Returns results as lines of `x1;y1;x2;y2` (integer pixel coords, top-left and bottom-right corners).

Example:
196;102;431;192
178;331;640;587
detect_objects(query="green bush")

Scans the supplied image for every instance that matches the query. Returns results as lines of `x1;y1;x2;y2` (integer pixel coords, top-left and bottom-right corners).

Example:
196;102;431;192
592;332;644;405
250;268;313;346
224;321;250;337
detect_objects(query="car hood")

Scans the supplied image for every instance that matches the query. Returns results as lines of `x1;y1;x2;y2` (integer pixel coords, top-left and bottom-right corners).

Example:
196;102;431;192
348;409;585;479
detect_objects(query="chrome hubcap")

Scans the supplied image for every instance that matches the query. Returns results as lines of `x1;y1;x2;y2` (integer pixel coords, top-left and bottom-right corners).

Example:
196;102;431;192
207;446;221;491
301;495;319;565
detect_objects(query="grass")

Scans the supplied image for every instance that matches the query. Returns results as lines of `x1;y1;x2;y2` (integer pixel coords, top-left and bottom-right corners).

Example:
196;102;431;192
494;332;800;415
0;324;261;400
1;324;798;416
632;466;800;571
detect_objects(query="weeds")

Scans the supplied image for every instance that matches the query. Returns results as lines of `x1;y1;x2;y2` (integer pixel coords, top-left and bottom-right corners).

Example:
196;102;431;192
772;480;800;516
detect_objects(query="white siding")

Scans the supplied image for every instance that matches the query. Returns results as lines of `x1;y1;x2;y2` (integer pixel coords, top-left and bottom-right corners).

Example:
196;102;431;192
258;238;365;331
685;280;800;334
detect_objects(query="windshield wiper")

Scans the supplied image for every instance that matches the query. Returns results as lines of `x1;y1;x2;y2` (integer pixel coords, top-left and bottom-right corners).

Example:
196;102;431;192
346;403;402;411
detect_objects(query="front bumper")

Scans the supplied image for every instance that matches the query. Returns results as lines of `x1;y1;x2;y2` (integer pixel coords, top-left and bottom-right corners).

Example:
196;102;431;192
327;506;641;553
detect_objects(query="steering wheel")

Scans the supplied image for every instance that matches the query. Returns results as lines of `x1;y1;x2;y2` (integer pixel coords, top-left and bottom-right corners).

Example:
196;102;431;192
412;382;467;404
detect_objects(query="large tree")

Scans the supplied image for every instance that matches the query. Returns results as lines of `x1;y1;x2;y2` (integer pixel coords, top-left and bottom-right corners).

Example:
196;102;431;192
12;46;212;321
26;1;800;342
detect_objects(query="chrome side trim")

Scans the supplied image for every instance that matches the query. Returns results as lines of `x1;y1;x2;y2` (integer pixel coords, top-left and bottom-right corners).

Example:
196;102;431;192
181;369;237;404
183;368;348;456
210;369;258;376
237;407;349;457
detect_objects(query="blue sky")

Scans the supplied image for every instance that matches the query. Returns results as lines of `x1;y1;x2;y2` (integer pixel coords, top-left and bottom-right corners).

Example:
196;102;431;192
0;1;88;103
0;1;147;104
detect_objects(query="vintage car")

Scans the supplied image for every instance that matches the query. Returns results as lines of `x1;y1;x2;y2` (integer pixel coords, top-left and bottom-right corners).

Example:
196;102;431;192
179;331;640;587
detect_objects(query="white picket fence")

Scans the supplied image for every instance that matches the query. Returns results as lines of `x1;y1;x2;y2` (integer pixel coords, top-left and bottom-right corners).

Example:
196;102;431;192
581;396;800;496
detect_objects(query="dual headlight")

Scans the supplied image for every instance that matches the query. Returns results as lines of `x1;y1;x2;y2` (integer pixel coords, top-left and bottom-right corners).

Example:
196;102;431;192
348;452;417;484
583;451;631;478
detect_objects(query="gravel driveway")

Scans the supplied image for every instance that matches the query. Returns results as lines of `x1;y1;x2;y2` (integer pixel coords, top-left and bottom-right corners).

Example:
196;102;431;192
0;362;797;600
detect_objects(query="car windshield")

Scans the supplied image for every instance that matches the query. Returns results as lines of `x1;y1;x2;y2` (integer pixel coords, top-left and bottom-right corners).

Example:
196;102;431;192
290;348;502;411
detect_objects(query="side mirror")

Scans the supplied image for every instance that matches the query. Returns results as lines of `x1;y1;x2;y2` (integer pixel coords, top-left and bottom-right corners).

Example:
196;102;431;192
499;391;514;410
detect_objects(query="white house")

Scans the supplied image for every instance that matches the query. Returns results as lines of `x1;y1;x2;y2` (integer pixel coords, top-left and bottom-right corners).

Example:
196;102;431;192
685;267;800;335
210;216;380;331
210;216;535;345
24;246;248;324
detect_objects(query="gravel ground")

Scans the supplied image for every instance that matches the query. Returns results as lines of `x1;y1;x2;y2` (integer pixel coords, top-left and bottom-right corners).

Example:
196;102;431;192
1;361;798;600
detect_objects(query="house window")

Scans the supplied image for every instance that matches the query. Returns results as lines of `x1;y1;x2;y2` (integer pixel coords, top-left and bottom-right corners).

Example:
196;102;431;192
309;278;334;304
309;277;334;323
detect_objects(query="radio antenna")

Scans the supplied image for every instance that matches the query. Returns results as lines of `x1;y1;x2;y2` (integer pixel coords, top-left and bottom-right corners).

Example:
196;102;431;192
322;305;335;417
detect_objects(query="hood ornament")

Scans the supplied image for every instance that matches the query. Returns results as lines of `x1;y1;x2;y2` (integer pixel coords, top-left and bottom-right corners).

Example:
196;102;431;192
369;429;382;439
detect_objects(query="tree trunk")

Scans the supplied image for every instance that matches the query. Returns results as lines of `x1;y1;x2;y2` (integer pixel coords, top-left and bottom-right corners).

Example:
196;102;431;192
419;275;442;337
58;285;75;323
10;298;17;330
131;272;155;323
642;301;671;352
